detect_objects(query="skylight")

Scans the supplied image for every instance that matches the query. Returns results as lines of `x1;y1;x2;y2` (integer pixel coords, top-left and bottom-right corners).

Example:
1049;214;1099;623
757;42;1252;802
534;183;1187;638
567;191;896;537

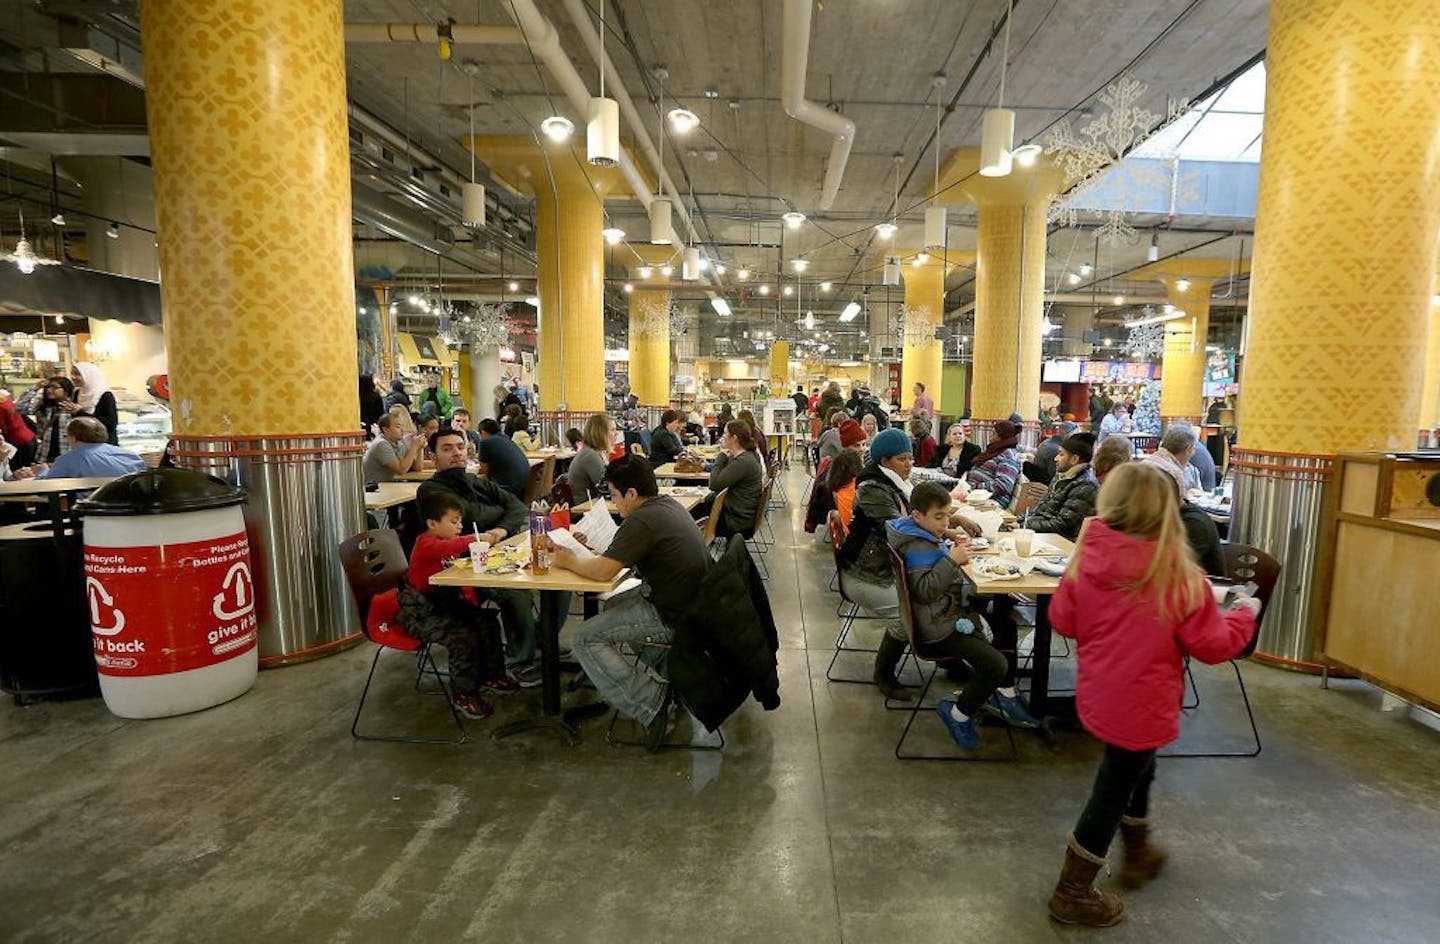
1132;60;1266;163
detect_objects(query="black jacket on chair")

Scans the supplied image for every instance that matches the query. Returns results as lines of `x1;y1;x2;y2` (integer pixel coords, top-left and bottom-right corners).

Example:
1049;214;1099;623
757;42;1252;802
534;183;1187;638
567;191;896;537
667;536;781;731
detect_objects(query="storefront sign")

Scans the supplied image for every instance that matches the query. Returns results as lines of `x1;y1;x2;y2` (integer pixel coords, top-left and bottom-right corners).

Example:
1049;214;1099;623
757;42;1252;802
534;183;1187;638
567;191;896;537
1080;360;1156;382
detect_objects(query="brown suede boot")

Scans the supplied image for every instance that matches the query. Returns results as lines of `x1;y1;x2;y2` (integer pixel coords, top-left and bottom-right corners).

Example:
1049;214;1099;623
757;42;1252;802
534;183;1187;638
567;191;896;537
1048;834;1125;927
1118;816;1169;889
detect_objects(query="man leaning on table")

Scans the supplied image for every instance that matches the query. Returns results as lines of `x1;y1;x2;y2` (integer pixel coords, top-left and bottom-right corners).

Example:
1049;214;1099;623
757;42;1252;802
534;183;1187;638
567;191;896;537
363;412;425;483
13;418;144;480
418;427;542;685
551;454;711;750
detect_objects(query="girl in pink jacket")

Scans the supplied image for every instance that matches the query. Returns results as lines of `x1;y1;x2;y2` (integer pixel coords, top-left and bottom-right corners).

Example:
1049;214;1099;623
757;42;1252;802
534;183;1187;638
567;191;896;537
1045;462;1259;927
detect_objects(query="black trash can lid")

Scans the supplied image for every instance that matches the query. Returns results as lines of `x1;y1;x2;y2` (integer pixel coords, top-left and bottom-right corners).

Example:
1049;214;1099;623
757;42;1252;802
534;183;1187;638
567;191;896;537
80;468;247;516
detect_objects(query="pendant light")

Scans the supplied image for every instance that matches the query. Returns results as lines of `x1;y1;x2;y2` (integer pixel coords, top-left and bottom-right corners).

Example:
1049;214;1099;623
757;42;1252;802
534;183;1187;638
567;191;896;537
586;2;619;166
650;77;674;243
1146;233;1160;262
682;247;701;280
979;0;1015;177
883;256;901;286
924;100;947;250
462;75;486;227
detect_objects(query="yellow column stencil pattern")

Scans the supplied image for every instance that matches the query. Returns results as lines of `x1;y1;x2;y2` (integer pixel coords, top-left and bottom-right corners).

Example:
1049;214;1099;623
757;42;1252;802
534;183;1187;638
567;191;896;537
1241;0;1440;455
535;181;605;412
901;261;945;409
628;289;671;407
1159;278;1211;423
1420;307;1440;431
140;0;358;437
971;204;1047;421
770;340;790;395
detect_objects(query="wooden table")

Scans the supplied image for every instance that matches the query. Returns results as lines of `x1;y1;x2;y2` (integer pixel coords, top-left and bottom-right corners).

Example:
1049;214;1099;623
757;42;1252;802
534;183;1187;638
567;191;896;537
431;533;628;744
962;533;1075;718
397;460;540;483
0;477;116;537
571;487;706;517
525;449;576;462
364;481;419;511
652;462;712;482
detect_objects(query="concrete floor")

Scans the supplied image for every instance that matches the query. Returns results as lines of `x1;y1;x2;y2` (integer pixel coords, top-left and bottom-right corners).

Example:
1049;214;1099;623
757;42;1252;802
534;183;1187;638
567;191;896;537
4;465;1440;943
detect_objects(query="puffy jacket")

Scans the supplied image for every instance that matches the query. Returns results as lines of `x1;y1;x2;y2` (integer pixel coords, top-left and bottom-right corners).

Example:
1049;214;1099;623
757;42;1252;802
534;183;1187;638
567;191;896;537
1025;463;1097;540
886;517;964;645
1049;520;1256;750
667;536;781;730
838;465;908;586
966;448;1022;507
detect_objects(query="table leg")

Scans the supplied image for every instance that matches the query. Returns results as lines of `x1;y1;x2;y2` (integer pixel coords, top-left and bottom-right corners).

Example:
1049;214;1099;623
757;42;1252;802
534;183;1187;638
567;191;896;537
1030;596;1052;718
491;588;581;745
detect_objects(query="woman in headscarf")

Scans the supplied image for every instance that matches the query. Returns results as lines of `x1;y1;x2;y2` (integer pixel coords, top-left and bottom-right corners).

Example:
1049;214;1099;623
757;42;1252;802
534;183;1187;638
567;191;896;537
964;419;1023;507
70;362;118;445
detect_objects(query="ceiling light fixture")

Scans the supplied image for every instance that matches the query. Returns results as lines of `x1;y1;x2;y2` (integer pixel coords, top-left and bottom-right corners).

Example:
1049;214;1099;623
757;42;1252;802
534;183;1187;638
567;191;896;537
106;222;120;239
13;239;37;274
50;213;65;226
660;264;674;277
1011;143;1042;167
667;108;700;134
1113;294;1125;306
508;281;520;292
924;100;948;249
711;297;732;316
1079;263;1093;276
737;267;751;281
525;296;541;307
636;266;653;279
839;301;860;322
791;258;808;273
883;256;900;286
979;0;1016;177
714;263;726;275
1146;233;1160;262
758;284;770;295
602;226;625;245
875;221;897;240
683;247;701;280
804;311;815;330
820;281;832;291
648;198;674;244
463;75;486;227
623;282;634;293
586;3;620;165
540;115;574;143
1066;272;1081;285
1175;277;1191;292
782;210;806;229
782;285;794;296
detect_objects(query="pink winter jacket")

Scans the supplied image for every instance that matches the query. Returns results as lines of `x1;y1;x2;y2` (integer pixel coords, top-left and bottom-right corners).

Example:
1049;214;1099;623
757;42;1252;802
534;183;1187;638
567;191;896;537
1049;520;1256;750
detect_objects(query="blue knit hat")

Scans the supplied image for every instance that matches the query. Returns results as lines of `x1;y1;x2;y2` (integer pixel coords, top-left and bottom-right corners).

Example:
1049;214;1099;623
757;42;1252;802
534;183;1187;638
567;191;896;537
869;426;911;462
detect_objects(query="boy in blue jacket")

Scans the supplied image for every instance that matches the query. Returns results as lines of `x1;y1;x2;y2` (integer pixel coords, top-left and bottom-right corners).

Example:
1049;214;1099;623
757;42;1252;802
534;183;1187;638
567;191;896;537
886;481;1009;749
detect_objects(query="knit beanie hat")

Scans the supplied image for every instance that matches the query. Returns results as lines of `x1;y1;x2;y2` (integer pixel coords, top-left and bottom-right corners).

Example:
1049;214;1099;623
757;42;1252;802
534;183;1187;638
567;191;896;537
869;427;911;462
838;418;866;448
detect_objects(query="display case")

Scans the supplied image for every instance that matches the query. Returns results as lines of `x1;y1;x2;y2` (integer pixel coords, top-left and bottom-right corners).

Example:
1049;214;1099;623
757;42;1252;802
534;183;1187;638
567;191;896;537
1321;452;1440;709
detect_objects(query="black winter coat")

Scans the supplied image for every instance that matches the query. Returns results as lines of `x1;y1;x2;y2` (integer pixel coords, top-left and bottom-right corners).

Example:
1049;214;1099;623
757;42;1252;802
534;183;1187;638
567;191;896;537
667;536;781;731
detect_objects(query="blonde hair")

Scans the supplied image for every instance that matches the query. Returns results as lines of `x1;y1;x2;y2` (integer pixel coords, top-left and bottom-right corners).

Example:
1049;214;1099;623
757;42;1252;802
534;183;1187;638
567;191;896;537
582;412;613;452
1070;462;1205;625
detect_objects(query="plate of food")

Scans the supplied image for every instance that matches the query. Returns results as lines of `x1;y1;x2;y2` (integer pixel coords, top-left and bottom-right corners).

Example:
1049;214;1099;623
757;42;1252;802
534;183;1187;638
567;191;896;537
965;537;990;550
966;489;992;505
971;556;1032;581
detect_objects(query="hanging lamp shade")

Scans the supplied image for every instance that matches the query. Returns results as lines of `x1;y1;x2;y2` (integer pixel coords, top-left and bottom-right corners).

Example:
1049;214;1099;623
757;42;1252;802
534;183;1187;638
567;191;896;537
649;199;674;244
979;107;1015;177
462;182;486;227
682;247;701;281
882;257;901;286
923;205;947;251
586;97;620;167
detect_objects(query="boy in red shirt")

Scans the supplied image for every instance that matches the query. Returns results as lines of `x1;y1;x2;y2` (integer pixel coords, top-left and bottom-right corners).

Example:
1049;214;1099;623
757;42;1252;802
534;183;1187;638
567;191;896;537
400;491;516;719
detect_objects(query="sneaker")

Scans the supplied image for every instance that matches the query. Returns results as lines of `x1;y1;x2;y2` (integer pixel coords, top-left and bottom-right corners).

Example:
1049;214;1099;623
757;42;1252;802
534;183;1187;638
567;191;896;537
935;698;981;750
480;676;519;696
452;691;494;720
508;664;543;688
983;691;1040;729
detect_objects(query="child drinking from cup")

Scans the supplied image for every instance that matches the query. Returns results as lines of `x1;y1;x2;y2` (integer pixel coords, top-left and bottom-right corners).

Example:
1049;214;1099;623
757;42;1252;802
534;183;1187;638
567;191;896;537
1046;462;1260;926
400;492;518;719
886;481;1009;750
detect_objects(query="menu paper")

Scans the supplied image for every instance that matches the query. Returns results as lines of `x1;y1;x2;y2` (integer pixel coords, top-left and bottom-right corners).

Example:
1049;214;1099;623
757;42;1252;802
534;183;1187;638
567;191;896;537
548;527;595;560
573;498;619;554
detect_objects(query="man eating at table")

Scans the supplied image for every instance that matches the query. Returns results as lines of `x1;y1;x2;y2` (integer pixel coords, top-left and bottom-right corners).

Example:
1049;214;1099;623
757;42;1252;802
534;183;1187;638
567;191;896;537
418;428;541;686
552;454;710;751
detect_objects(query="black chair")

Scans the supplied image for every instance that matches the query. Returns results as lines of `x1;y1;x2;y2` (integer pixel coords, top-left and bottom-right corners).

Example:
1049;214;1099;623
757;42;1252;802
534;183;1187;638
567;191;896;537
825;511;881;685
1163;542;1279;759
603;641;725;752
340;530;467;745
887;547;1016;762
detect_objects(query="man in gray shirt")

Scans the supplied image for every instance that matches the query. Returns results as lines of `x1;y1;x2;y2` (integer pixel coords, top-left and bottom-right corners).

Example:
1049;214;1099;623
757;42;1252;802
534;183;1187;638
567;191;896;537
362;412;424;482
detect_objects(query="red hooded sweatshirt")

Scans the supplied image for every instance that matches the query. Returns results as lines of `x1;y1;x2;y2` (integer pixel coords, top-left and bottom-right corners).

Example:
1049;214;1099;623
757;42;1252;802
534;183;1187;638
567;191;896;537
1049;519;1256;750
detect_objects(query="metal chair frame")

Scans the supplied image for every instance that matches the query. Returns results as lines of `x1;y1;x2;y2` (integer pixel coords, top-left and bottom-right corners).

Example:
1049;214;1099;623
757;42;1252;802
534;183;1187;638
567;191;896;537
603;641;725;751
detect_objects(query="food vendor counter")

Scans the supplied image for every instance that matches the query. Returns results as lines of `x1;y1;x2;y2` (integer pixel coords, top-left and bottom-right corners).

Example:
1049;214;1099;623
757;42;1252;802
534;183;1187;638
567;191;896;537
1321;452;1440;709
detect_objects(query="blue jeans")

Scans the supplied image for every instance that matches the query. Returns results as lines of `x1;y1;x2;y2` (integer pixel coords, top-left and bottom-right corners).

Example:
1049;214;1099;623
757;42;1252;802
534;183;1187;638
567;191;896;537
571;587;673;725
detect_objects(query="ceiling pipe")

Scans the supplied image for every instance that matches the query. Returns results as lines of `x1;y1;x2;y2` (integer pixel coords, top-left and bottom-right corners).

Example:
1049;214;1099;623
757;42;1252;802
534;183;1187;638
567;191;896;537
352;180;453;255
343;23;524;45
780;0;855;211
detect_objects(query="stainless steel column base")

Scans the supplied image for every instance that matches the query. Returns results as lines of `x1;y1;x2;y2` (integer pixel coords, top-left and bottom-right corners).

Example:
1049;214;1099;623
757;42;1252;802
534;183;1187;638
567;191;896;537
172;433;366;666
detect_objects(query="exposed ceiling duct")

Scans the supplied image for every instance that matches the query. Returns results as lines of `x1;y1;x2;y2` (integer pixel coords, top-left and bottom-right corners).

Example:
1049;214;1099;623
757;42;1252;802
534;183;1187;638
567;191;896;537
780;0;855;211
343;23;524;46
351;180;452;256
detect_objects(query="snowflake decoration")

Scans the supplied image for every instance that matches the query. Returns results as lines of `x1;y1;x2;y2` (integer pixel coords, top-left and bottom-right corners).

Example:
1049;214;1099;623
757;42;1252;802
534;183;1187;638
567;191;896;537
671;305;698;337
1043;73;1197;246
899;304;939;349
1124;319;1166;361
461;303;512;350
632;299;697;339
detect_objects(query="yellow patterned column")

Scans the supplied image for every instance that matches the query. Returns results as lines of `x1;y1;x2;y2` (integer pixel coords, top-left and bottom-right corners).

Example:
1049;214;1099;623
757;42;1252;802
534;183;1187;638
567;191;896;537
628;288;672;407
770;340;790;394
1230;0;1440;668
141;0;363;664
1159;278;1211;426
971;203;1047;429
142;0;356;435
901;255;945;412
535;180;604;412
1241;0;1440;454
